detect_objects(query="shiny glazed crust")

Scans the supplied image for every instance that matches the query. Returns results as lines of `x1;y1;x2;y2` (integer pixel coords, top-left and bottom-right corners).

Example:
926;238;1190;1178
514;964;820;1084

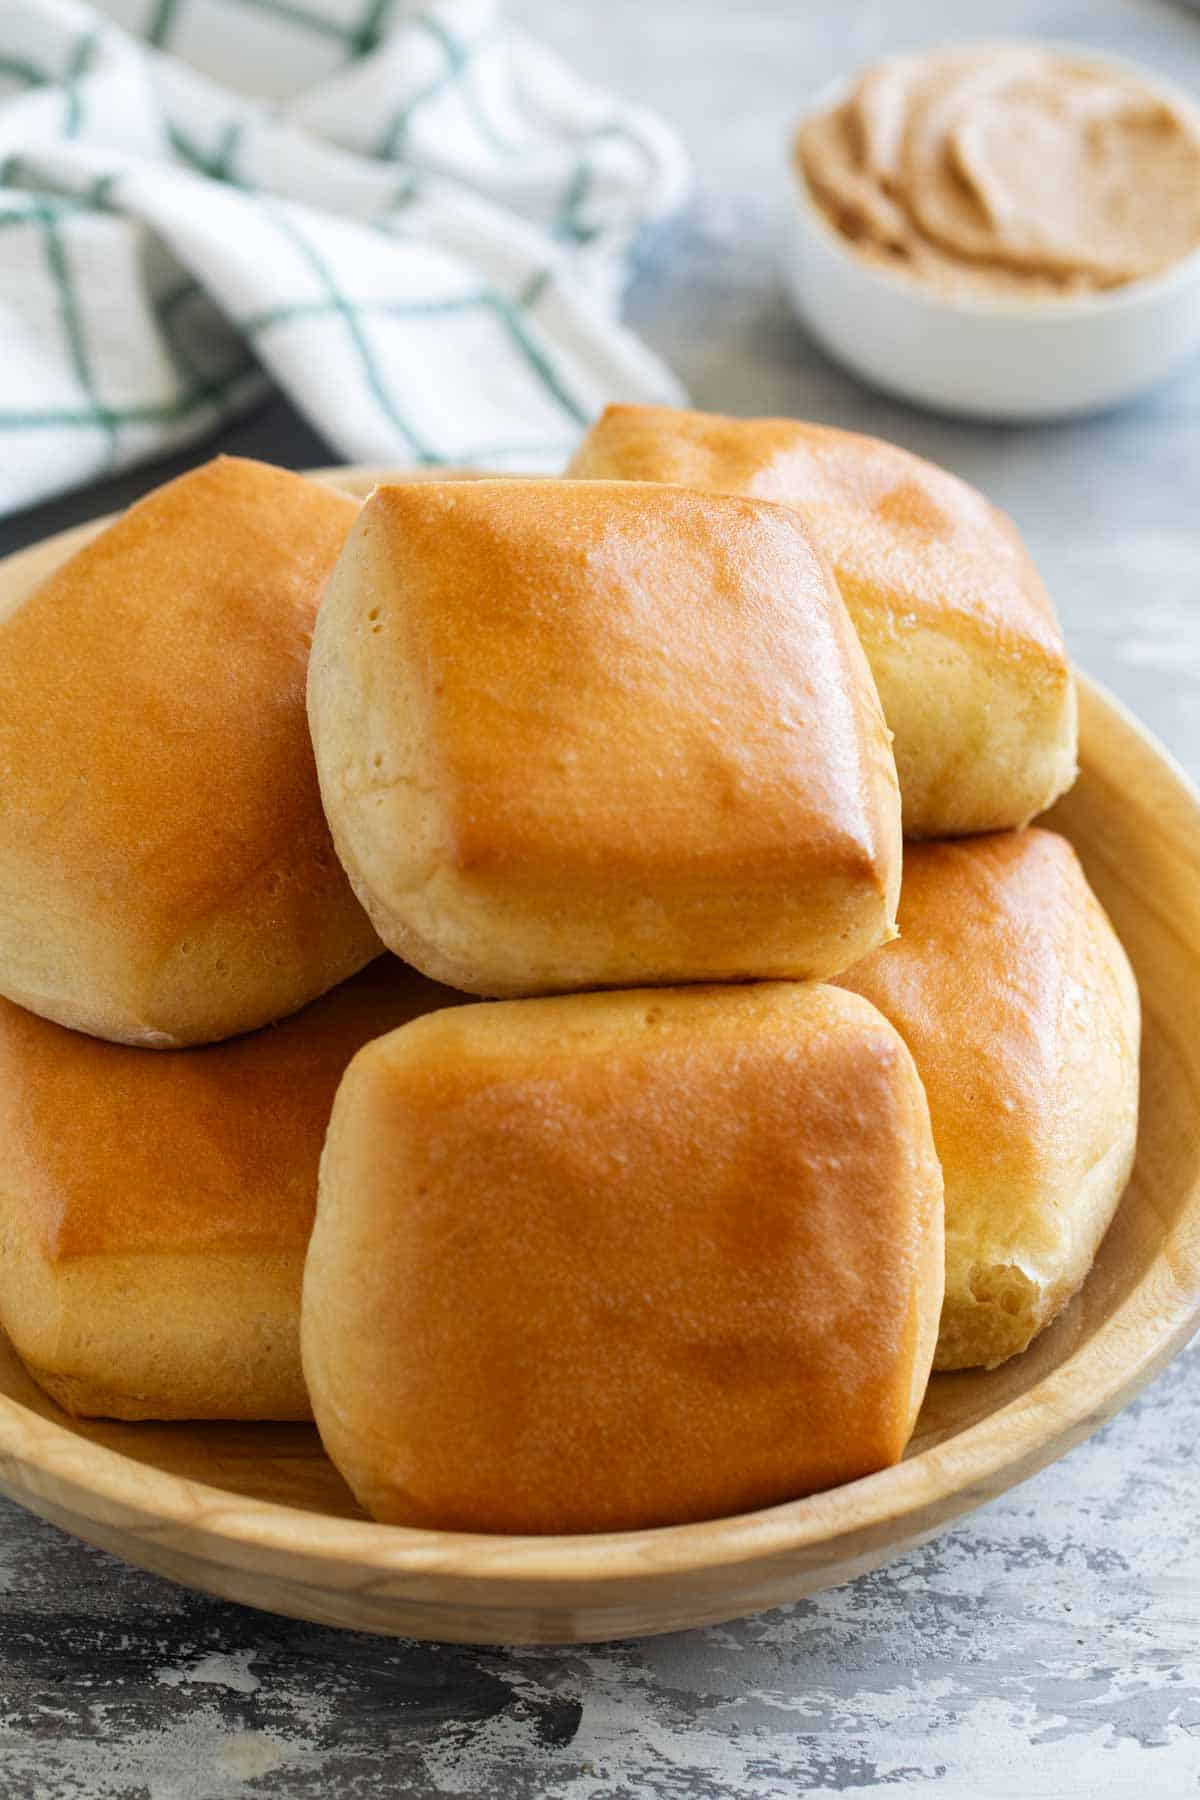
837;829;1140;1368
0;457;381;1047
307;478;901;996
302;981;945;1535
568;406;1078;838
0;959;463;1419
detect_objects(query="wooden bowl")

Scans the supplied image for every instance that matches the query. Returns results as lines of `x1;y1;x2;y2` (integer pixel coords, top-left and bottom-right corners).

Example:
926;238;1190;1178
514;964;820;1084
0;469;1197;1645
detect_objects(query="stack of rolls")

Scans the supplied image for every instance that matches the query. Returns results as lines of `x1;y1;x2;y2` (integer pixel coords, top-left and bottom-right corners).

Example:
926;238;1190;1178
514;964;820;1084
0;414;1139;1537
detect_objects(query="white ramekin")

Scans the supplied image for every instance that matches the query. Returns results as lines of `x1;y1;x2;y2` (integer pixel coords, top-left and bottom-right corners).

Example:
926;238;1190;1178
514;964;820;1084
785;51;1200;422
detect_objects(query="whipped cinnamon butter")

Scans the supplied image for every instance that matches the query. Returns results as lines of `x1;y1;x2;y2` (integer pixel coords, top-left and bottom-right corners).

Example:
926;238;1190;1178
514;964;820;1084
795;44;1200;299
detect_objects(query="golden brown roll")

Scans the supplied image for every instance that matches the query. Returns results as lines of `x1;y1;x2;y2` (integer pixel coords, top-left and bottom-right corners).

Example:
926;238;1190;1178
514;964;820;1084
568;406;1078;838
0;457;381;1047
307;478;902;996
836;829;1140;1369
302;982;944;1534
0;960;461;1420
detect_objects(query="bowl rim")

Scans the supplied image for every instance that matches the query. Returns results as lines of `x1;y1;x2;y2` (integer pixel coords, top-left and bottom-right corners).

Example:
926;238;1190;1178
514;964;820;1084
0;558;1197;1601
2;471;1199;1604
788;39;1200;321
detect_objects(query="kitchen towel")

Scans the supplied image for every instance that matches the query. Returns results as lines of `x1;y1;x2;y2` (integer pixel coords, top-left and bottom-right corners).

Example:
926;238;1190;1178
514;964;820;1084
0;0;689;515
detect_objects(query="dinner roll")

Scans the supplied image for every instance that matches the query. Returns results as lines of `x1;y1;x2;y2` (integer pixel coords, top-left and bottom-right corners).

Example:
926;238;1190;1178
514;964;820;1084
0;960;461;1420
0;457;381;1047
308;478;901;996
837;829;1139;1370
302;982;944;1534
568;406;1078;838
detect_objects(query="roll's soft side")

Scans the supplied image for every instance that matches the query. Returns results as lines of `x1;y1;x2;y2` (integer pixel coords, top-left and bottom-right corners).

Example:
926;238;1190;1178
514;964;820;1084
302;982;944;1535
838;828;1140;1368
0;457;381;1046
569;406;1078;838
0;960;460;1420
307;478;902;996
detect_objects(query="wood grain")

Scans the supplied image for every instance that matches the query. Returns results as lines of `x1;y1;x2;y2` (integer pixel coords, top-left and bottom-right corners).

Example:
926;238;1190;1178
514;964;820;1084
0;473;1196;1645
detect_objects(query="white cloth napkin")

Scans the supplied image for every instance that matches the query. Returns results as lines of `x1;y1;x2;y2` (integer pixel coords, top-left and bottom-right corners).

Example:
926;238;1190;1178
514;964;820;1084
0;0;689;516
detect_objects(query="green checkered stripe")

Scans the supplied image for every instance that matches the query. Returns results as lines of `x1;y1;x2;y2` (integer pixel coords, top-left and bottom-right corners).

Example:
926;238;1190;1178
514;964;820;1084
147;0;397;64
144;0;651;254
0;5;640;486
237;205;585;466
0;194;262;458
0;23;260;470
144;3;556;170
163;115;596;462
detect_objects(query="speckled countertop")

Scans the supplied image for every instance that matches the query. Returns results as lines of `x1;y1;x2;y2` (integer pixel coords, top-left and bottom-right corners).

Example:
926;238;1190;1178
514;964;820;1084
2;2;1200;1795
